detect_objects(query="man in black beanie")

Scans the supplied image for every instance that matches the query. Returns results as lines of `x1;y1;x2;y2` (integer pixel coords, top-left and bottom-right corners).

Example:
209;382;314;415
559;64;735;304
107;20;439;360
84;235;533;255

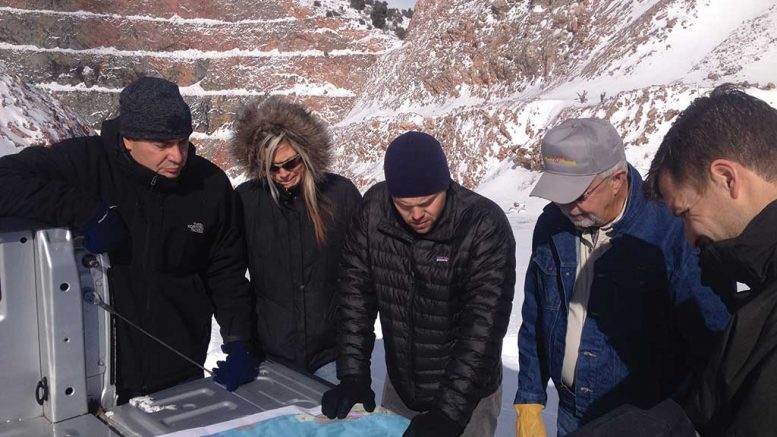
321;131;516;437
0;76;260;404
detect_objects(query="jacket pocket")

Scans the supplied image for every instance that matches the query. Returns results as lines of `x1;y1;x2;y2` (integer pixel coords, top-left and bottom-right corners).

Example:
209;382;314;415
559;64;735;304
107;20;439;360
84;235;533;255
255;293;294;361
532;251;562;311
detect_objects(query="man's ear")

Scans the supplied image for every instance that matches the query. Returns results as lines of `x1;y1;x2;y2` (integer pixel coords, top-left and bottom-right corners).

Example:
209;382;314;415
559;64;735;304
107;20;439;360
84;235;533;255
122;137;134;152
610;169;628;194
709;159;740;199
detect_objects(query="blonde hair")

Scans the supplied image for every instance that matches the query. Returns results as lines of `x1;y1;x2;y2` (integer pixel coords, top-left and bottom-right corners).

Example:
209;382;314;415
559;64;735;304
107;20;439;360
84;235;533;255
259;133;331;244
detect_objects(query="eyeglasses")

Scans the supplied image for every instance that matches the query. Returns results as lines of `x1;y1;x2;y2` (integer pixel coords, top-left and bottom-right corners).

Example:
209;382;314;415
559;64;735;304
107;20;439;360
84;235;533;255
572;175;611;203
269;154;303;173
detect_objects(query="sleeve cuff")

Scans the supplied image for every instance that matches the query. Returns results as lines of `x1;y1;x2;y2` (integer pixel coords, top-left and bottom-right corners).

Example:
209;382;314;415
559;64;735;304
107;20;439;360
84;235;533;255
513;390;548;406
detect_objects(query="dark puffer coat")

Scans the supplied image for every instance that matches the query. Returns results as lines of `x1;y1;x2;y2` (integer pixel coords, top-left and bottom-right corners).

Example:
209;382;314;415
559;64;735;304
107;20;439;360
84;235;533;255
231;96;362;372
337;181;516;428
683;200;777;436
0;118;253;399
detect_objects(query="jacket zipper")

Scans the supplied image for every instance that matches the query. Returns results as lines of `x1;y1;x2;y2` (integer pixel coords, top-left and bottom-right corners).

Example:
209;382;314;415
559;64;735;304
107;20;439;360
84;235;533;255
140;175;158;272
140;174;158;391
296;202;308;367
408;242;418;396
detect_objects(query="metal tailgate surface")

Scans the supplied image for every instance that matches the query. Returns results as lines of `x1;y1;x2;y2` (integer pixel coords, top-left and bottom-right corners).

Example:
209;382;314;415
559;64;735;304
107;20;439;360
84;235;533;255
106;361;330;436
0;414;121;437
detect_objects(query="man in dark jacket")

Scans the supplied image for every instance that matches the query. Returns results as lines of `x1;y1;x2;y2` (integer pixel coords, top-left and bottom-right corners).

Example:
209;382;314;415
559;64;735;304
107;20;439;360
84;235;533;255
0;77;258;403
515;118;730;435
320;131;516;437
645;84;777;436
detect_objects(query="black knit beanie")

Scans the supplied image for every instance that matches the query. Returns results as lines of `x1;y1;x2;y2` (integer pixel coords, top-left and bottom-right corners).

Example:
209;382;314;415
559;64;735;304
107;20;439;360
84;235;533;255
384;131;451;198
119;77;193;140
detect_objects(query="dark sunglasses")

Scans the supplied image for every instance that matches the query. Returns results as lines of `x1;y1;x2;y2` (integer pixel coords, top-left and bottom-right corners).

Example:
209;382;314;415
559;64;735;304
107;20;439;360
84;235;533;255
269;155;303;173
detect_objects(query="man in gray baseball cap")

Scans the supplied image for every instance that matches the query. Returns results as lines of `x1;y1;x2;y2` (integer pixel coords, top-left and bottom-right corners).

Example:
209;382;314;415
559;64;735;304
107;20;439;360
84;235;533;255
530;118;626;205
514;118;730;435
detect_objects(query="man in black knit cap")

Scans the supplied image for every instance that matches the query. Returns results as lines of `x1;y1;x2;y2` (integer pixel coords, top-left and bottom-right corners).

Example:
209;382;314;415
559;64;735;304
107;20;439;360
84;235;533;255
0;76;260;403
321;131;516;437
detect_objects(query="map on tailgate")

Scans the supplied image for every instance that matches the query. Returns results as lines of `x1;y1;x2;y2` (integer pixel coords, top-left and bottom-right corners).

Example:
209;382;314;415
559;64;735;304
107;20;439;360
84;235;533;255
160;405;409;437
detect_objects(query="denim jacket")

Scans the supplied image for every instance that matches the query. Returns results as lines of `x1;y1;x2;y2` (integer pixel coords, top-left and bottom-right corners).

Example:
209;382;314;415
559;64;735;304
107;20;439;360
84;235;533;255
515;166;730;422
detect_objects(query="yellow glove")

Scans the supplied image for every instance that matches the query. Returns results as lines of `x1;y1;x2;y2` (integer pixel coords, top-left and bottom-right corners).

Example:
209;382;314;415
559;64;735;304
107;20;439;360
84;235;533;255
515;403;547;437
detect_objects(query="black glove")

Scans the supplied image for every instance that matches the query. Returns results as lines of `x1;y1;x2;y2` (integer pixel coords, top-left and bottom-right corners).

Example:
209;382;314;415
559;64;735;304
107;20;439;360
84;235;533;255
321;376;375;419
212;341;261;391
403;409;465;437
83;202;128;254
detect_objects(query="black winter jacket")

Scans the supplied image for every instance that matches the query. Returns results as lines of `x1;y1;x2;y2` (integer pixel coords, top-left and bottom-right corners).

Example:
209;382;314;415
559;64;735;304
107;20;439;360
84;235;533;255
337;181;516;428
236;173;361;371
683;200;777;436
0;118;253;399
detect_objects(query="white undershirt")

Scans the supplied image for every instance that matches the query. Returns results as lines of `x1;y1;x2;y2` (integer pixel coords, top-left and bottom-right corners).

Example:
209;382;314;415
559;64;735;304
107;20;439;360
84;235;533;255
561;198;627;387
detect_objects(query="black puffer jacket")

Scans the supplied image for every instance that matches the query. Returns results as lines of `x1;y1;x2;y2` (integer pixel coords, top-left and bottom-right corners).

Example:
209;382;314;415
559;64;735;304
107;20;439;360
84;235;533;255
337;181;516;427
0;118;253;399
683;200;777;436
236;174;361;371
231;96;362;372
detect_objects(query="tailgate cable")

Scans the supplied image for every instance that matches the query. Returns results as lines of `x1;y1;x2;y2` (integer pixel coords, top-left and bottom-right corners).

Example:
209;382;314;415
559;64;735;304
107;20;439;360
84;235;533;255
83;291;263;409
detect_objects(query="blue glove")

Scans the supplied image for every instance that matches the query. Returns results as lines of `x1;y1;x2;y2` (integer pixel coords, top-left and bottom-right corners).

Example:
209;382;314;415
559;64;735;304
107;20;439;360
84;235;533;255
83;202;128;254
403;409;464;437
212;341;260;391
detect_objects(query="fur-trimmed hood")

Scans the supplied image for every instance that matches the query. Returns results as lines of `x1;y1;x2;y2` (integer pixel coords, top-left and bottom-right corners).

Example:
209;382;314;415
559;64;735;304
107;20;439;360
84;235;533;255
231;96;331;182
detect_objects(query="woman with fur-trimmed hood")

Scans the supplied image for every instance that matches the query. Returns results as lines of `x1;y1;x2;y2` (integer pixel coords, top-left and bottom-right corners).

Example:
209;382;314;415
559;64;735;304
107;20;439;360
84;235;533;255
231;96;361;381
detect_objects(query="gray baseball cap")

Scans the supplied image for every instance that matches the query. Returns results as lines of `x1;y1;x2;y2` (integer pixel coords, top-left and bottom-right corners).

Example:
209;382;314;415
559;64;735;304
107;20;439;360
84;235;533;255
530;118;626;204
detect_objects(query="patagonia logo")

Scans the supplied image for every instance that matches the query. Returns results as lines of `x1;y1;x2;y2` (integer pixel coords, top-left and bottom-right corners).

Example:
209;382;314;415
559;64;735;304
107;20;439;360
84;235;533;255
187;222;205;234
436;256;449;263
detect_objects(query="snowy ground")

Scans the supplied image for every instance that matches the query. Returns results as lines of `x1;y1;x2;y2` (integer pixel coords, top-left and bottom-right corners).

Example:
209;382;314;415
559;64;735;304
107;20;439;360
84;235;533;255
206;163;562;436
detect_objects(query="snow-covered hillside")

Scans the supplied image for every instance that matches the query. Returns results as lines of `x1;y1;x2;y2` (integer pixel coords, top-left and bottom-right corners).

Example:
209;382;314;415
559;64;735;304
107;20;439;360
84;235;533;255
332;0;777;191
0;1;404;169
0;63;90;156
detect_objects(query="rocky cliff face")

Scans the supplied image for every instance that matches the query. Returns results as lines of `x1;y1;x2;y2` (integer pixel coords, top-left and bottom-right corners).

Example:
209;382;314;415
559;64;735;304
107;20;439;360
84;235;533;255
0;63;90;156
332;0;777;188
0;0;402;168
1;0;775;189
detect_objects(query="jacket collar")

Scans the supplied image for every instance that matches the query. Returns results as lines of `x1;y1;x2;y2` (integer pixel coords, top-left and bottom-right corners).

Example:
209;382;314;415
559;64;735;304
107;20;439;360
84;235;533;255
699;199;777;293
378;182;459;244
698;200;777;386
276;182;301;201
101;117;192;191
611;164;647;234
541;165;647;268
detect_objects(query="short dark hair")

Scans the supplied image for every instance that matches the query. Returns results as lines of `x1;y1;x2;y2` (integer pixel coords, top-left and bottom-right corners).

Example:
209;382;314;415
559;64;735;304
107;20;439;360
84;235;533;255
646;84;777;198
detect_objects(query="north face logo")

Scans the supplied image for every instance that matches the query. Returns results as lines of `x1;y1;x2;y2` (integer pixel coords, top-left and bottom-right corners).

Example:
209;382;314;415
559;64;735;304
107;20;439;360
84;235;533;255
187;222;205;234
